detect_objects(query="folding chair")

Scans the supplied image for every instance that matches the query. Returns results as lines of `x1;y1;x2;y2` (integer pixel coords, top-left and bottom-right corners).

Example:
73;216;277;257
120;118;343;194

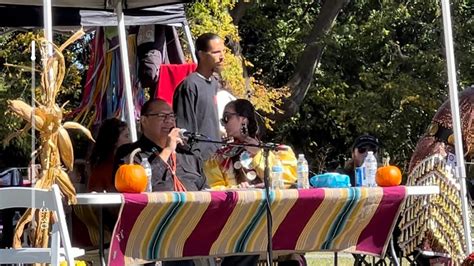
0;184;84;265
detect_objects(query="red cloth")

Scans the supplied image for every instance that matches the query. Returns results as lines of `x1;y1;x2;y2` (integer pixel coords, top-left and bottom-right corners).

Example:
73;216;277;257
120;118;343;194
87;157;115;192
155;63;197;106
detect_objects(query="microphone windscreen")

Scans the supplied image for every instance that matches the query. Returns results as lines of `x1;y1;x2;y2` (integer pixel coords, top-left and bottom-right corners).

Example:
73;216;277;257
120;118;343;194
276;145;290;151
178;128;188;139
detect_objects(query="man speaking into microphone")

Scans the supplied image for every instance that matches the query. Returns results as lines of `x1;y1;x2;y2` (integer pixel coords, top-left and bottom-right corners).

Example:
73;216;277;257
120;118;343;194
114;99;207;193
114;99;208;266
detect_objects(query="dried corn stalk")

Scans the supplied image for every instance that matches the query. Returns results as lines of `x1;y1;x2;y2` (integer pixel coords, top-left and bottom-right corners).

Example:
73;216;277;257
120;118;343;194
3;30;94;250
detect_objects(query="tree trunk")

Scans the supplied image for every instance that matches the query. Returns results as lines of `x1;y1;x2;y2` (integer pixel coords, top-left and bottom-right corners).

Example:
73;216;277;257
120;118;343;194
275;0;351;120
230;2;254;25
228;2;255;97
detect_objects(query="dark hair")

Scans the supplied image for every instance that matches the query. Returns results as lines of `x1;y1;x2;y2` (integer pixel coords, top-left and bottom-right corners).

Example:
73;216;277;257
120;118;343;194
195;33;221;62
89;118;128;167
352;134;380;151
225;99;259;138
140;98;169;116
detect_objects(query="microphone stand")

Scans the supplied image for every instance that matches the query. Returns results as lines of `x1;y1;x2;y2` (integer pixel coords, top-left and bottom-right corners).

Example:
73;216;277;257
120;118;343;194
188;135;281;265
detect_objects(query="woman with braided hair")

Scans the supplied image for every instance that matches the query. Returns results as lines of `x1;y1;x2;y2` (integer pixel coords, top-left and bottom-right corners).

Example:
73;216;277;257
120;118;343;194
204;99;305;266
204;99;297;190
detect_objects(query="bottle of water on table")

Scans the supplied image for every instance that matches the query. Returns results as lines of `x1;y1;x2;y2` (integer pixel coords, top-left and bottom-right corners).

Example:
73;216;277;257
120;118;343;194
364;151;377;187
271;154;284;189
297;154;309;189
141;158;152;192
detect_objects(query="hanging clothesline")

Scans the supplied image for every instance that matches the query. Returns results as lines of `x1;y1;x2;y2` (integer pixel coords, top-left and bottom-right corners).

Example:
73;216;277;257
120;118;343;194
70;24;187;129
70;27;144;128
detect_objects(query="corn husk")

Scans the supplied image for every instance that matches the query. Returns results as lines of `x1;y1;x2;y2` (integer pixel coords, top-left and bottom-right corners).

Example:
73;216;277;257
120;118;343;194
4;30;94;251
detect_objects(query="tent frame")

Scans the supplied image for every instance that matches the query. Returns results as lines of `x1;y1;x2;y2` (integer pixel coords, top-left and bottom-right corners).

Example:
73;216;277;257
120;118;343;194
440;0;472;255
39;0;195;142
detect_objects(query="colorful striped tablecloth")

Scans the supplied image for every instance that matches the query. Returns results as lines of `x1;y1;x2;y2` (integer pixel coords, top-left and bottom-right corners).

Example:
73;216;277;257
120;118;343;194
108;187;406;265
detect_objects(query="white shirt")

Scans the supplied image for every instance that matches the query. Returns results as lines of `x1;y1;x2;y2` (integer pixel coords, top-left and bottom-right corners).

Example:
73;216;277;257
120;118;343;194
216;90;236;137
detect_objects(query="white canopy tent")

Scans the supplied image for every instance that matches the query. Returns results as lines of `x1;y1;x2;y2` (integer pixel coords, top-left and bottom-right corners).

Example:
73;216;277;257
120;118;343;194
1;0;192;142
0;0;186;9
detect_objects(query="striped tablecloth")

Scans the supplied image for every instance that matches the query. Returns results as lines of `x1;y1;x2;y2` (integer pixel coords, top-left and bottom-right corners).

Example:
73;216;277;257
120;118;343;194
108;187;406;265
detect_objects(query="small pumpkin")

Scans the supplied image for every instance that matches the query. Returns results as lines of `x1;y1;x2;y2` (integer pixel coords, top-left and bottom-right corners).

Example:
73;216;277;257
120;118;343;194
375;156;402;187
115;148;148;193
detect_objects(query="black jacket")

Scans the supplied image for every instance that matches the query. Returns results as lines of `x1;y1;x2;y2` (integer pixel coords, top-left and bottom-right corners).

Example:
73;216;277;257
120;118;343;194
114;136;207;191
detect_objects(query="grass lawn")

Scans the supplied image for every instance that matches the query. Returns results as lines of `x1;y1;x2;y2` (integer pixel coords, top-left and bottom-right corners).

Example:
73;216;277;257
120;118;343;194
305;252;355;266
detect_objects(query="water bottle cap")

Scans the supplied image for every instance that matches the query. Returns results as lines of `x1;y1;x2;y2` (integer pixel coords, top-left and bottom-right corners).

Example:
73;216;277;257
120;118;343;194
272;165;283;172
298;154;305;158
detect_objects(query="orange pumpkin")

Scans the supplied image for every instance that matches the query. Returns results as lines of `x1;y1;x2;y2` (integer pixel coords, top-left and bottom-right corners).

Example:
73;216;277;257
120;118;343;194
115;148;148;193
375;157;402;187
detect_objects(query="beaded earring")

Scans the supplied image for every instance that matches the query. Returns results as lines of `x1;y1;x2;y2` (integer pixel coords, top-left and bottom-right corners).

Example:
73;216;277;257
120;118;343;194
241;123;248;136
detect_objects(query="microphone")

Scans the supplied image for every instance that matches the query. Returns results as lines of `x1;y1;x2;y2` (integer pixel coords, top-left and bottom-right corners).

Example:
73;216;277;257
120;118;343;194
275;144;290;151
261;143;290;151
178;129;207;140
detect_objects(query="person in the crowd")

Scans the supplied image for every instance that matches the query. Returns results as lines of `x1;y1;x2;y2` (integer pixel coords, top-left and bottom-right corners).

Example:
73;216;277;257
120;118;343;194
173;32;224;162
204;99;301;266
115;98;207;193
114;99;208;266
338;134;380;187
73;118;130;248
204;99;297;190
88;118;130;192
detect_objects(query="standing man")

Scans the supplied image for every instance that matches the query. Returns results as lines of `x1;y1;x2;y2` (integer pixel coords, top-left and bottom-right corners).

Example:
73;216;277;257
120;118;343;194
173;33;224;161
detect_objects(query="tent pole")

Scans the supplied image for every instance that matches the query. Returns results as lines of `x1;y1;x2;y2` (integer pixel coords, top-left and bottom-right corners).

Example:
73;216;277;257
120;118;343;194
42;0;53;55
116;0;138;142
440;0;472;255
183;22;197;63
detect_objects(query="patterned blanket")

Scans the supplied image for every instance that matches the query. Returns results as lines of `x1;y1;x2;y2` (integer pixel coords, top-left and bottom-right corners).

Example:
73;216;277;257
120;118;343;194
108;187;406;265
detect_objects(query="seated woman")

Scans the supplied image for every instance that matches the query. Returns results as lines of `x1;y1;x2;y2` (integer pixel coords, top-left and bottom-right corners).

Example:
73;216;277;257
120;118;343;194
205;99;303;266
88;118;130;192
73;118;130;248
205;99;297;190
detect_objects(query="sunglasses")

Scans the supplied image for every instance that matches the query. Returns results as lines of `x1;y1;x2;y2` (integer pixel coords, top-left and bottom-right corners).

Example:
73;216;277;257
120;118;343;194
145;113;176;121
220;112;239;126
357;146;377;154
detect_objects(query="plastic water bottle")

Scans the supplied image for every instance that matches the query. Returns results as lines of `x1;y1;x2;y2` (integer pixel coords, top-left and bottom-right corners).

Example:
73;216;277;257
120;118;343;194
271;154;284;189
297;154;309;189
355;166;365;187
141;158;152;192
364;151;378;187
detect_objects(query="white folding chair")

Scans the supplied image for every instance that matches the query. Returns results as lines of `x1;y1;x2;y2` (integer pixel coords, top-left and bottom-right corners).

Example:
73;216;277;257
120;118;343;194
0;184;84;265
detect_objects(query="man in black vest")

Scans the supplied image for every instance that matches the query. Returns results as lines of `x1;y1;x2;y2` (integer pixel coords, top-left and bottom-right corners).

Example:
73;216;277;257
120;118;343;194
115;98;207;193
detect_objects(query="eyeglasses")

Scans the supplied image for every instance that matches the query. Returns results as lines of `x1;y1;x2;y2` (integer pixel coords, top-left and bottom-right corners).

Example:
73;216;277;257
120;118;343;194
357;146;377;154
220;112;239;126
145;113;176;121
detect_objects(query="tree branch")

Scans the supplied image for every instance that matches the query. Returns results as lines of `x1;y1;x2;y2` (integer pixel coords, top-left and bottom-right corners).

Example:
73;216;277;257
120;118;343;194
274;0;351;120
230;2;254;25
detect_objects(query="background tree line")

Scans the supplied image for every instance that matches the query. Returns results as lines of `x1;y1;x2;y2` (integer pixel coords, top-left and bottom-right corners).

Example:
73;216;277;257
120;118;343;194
0;0;472;177
227;0;473;174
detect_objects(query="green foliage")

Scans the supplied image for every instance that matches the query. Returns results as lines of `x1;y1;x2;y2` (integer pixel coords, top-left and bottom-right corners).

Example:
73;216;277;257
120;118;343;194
187;0;239;42
238;1;474;173
239;1;320;86
0;30;86;167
